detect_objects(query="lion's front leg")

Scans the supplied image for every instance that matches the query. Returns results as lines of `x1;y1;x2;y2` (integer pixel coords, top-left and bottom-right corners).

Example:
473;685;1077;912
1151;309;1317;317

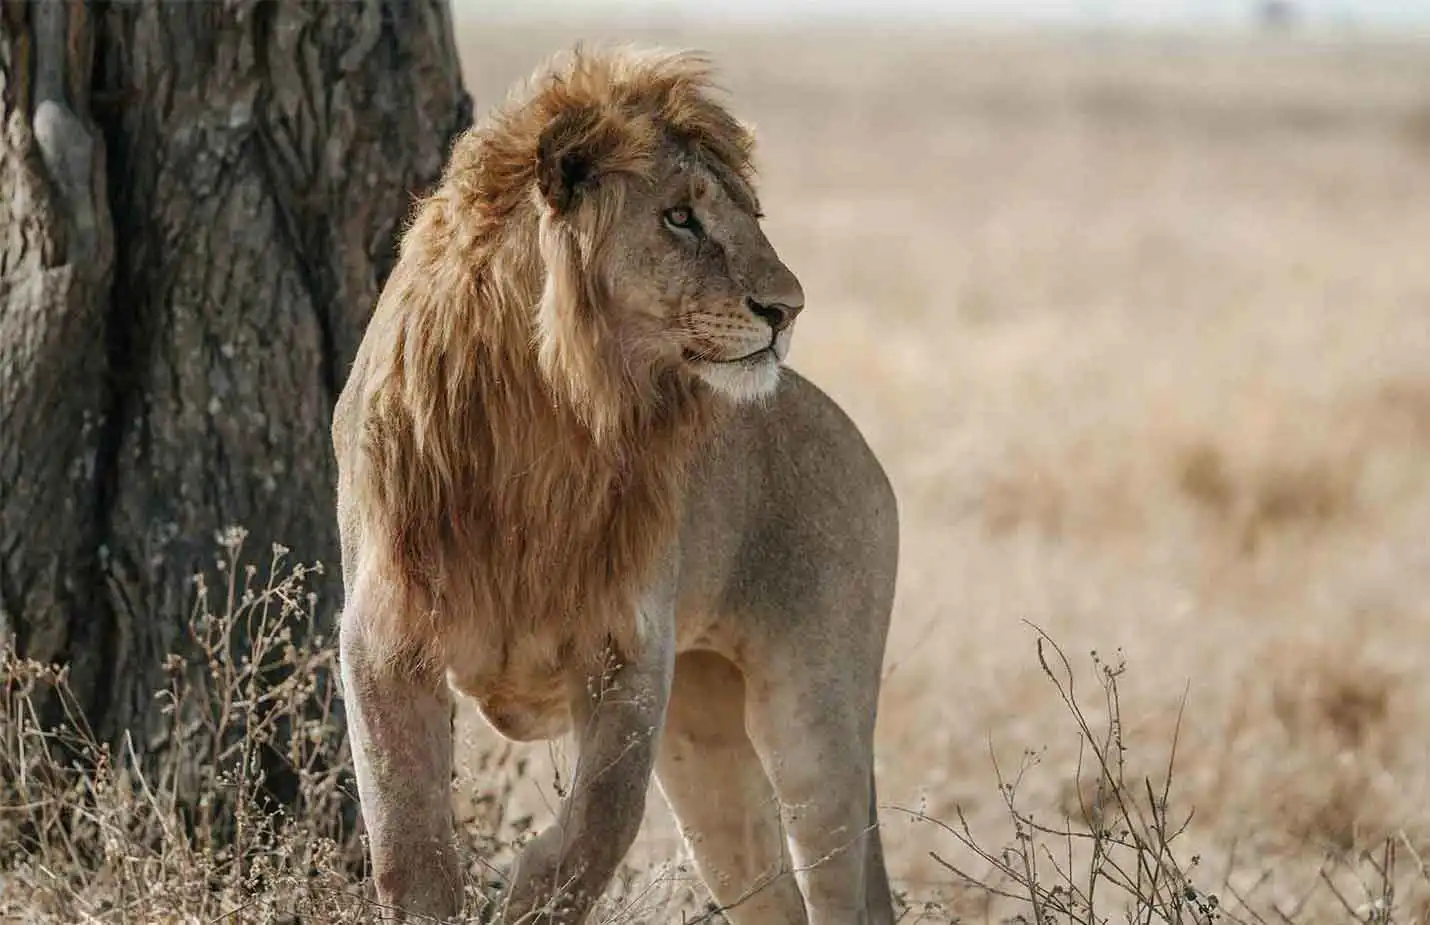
340;590;462;921
499;598;675;923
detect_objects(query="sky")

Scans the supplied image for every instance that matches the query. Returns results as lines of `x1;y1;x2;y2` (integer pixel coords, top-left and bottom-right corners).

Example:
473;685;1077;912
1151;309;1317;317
451;0;1430;31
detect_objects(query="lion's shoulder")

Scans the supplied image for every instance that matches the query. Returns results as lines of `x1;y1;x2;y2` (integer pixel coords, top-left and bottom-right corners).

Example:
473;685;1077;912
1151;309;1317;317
691;369;896;534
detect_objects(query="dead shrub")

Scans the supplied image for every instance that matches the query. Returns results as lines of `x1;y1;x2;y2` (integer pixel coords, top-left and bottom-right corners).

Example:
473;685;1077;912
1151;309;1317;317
0;529;377;922
892;628;1430;925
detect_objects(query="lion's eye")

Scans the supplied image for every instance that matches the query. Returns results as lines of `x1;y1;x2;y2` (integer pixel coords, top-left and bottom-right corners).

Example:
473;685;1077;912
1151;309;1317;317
663;206;698;232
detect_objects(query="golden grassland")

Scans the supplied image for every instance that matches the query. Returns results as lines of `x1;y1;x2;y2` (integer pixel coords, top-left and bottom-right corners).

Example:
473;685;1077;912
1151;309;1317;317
453;20;1430;922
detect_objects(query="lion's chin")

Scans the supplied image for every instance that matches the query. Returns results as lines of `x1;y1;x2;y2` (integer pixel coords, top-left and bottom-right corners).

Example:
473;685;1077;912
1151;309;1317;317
691;349;783;403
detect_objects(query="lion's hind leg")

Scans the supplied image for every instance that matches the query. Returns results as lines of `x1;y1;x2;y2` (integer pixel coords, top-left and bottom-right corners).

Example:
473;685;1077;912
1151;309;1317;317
655;651;808;924
743;647;892;925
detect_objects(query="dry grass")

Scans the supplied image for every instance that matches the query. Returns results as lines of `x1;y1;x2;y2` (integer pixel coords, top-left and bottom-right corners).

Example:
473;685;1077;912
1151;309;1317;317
0;531;367;923
6;18;1430;925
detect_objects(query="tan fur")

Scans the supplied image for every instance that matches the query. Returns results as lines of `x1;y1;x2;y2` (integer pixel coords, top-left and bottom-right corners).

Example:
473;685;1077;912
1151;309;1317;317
334;45;898;924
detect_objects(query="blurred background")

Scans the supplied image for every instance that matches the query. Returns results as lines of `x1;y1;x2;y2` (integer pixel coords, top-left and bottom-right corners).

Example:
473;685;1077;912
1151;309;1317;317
446;1;1430;920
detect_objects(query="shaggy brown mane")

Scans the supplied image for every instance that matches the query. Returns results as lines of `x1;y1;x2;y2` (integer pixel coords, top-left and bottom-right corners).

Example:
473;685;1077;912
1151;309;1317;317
338;46;759;677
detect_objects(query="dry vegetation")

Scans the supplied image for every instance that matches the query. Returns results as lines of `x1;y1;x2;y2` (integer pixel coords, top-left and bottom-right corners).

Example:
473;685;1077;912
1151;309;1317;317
0;534;364;922
6;17;1430;924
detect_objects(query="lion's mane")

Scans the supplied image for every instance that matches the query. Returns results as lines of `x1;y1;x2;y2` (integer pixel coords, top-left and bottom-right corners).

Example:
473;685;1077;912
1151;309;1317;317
337;47;758;675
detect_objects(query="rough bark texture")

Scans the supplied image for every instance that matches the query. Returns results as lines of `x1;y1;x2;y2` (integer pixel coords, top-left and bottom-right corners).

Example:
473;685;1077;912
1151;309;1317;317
1;0;470;752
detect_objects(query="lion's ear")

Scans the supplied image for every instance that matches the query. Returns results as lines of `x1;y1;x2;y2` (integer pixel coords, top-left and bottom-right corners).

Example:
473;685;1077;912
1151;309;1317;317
537;105;651;216
536;106;604;215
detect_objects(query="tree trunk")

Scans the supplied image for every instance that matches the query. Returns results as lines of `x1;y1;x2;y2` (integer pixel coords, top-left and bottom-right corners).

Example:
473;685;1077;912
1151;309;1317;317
0;0;469;759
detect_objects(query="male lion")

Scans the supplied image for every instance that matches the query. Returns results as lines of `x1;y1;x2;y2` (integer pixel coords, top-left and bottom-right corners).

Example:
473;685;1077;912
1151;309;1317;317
332;46;898;924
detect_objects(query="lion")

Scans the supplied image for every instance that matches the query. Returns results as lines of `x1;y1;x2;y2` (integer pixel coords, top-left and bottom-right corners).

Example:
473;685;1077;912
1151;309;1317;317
331;45;899;924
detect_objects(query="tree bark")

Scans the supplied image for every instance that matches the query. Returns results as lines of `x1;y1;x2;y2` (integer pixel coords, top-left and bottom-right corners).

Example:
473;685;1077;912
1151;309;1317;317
1;0;469;757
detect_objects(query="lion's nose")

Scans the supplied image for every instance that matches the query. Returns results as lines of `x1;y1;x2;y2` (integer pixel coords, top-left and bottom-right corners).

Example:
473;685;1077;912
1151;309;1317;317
745;296;803;333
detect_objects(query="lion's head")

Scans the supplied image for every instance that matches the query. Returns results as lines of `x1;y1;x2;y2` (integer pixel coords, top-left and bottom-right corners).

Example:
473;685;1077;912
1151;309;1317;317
436;45;804;436
531;54;805;407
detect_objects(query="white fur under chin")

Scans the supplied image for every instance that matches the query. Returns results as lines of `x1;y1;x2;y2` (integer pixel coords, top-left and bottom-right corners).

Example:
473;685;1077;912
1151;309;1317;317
694;355;782;403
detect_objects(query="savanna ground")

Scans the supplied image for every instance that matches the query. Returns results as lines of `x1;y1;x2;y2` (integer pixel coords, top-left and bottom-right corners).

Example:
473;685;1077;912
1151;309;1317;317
6;15;1430;924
